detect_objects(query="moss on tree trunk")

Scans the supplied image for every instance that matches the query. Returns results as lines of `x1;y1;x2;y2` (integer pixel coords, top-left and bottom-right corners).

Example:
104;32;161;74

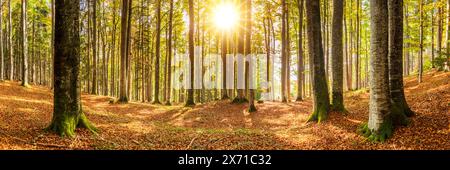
49;0;96;137
47;112;97;137
305;0;331;123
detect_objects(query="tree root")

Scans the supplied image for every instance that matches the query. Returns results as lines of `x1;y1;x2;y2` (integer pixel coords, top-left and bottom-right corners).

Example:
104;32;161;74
307;105;329;123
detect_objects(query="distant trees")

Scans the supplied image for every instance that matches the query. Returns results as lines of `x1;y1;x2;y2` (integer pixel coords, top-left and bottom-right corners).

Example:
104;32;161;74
48;0;96;137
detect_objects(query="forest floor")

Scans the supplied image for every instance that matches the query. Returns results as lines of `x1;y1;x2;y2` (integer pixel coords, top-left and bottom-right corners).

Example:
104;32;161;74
0;71;448;150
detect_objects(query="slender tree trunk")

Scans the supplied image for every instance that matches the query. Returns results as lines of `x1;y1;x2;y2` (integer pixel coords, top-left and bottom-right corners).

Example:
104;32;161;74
0;0;3;81
221;31;228;100
418;0;423;83
431;1;435;68
438;4;443;58
20;0;28;87
404;4;410;76
281;0;287;103
296;0;304;102
331;0;346;112
111;2;117;97
305;0;330;123
233;0;247;104
185;0;195;106
447;0;450;71
125;0;132;100
92;0;97;94
118;0;130;103
166;0;174;105
286;0;291;102
31;19;35;84
247;0;256;112
50;0;55;89
153;0;161;104
48;0;96;137
8;0;12;81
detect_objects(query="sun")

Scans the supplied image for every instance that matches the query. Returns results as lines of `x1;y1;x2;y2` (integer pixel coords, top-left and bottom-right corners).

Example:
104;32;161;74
213;3;239;30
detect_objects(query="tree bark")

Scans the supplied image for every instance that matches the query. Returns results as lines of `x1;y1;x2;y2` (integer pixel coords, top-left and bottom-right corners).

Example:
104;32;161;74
92;0;97;94
296;0;304;102
362;0;393;142
246;0;256;112
166;0;174;105
118;0;130;103
153;0;162;104
20;0;28;87
8;0;13;81
185;0;195;106
0;0;3;81
418;0;423;83
388;0;414;122
281;0;287;103
331;0;346;112
233;0;247;104
48;0;96;137
305;0;330;123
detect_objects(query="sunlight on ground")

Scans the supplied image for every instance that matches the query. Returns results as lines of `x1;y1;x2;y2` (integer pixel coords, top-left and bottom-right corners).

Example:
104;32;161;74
0;96;52;106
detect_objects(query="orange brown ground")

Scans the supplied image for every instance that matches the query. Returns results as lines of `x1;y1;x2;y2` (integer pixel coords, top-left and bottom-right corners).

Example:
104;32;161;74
0;71;448;150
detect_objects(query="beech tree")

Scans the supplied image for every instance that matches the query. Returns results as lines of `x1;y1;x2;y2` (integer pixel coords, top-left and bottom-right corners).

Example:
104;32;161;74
305;0;330;123
331;0;346;112
47;0;96;137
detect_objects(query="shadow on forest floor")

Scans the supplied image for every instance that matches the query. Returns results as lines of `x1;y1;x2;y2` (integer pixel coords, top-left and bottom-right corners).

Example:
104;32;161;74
0;70;448;150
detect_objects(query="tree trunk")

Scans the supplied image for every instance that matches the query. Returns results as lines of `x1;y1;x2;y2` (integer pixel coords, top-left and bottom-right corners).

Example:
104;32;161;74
305;0;330;123
331;0;346;112
92;0;97;94
233;0;247;104
418;0;423;83
153;0;161;104
388;0;414;124
0;0;3;81
50;0;55;89
8;0;13;81
221;31;228;100
20;0;28;87
48;0;96;137
246;0;256;112
362;0;393;142
286;0;291;102
166;0;174;105
281;0;287;103
31;20;35;84
296;0;304;102
447;0;450;71
118;0;130;103
185;0;195;106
